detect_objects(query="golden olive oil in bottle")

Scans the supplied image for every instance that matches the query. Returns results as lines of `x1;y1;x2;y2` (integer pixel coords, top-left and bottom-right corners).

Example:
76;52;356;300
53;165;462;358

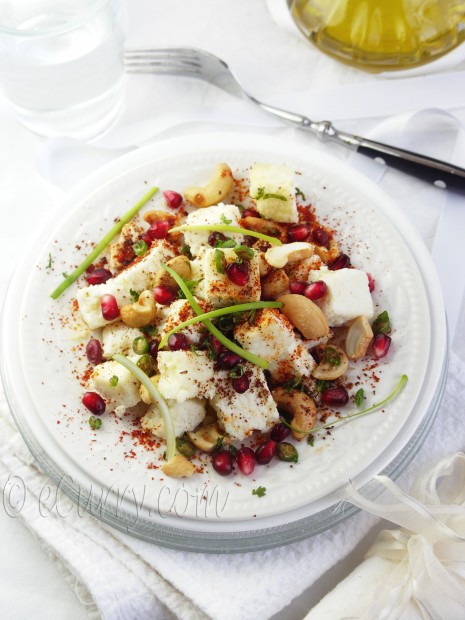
291;0;465;70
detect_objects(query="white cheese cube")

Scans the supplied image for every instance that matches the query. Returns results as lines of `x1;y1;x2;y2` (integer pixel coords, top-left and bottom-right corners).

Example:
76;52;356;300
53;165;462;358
158;298;212;347
90;359;141;415
183;204;244;257
193;248;261;308
157;351;215;402
109;219;144;271
102;323;145;358
309;268;373;327
234;308;315;382
76;240;176;330
249;164;298;223
141;399;206;439
210;366;279;440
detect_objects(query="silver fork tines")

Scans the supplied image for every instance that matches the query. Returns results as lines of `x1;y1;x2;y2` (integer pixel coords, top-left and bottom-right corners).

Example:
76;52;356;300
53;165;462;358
123;46;465;192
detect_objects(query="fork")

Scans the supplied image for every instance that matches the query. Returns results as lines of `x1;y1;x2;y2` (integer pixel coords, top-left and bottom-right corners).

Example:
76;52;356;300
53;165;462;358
124;47;465;193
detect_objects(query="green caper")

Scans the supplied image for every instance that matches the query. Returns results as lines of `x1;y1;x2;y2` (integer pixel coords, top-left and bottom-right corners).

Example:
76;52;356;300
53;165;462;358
276;442;298;463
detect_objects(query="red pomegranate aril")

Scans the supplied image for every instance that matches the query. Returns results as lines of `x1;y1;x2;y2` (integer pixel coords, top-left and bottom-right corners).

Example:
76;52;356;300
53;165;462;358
235;447;256;476
232;373;250;393
86;338;103;365
328;253;351;271
208;231;227;246
270;422;291;443
86;268;112;285
226;262;249;286
212;449;235;476
153;285;177;305
208;334;226;356
163;190;183;209
140;231;153;246
372;333;391;358
367;272;375;293
82;391;106;415
148;340;159;360
321;386;349;406
304;280;327;301
168;333;190;351
289;280;308;295
255;439;277;464
218;351;243;369
101;294;120;320
288;223;310;242
312;227;330;246
147;219;170;240
242;208;260;218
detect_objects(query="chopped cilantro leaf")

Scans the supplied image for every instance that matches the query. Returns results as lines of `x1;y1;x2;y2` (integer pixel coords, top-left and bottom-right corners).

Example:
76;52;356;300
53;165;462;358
130;288;140;302
46;253;53;270
109;375;119;386
355;388;365;408
220;213;232;225
252;486;266;497
295;187;306;200
89;416;102;430
254;187;287;201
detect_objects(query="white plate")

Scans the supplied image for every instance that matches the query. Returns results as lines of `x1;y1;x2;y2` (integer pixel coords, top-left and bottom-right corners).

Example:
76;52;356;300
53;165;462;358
1;132;447;551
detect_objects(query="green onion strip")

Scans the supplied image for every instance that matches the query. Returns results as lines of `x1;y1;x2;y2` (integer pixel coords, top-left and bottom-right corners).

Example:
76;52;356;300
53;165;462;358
158;301;283;349
169;224;283;246
161;264;270;369
50;187;159;299
113;354;176;461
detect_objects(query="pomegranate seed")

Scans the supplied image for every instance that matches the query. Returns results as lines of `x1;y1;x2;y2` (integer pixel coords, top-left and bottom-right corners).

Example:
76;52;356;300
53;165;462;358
208;335;226;356
147;219;170;240
86;268;112;285
208;231;227;247
321;386;349;406
226;262;249;286
242;208;260;218
153;286;177;305
271;422;291;443
328;253;351;270
367;272;375;293
312;227;330;246
235;447;256;476
163;190;183;209
101;294;119;320
148;340;159;360
289;280;308;295
168;333;189;351
212;449;235;476
86;338;102;365
288;223;310;242
304;280;327;301
232;373;250;393
82;391;106;415
255;440;277;464
218;351;243;369
372;333;391;358
140;231;153;246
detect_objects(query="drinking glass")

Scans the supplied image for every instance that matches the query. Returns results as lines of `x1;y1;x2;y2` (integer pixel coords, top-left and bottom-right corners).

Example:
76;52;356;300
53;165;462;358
0;0;125;139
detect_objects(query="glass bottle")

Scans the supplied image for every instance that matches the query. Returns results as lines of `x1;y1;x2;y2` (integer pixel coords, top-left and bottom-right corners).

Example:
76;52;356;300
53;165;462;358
290;0;465;71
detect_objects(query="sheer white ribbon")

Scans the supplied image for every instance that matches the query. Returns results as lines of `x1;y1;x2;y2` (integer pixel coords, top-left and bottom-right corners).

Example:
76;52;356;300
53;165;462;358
341;452;465;620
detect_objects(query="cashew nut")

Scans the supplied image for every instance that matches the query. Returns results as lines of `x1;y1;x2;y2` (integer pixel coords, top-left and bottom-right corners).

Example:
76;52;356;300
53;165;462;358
277;294;329;340
188;422;226;453
239;216;287;242
120;290;156;328
184;163;234;208
272;387;316;440
261;269;289;300
162;454;196;478
312;345;348;380
153;255;192;289
139;374;160;404
265;242;314;268
314;239;339;264
345;315;373;360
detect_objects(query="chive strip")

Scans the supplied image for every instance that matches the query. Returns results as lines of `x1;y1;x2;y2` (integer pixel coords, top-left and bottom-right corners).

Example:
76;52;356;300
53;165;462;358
113;353;176;461
50;187;159;300
169;224;282;246
161;264;270;369
158;301;283;349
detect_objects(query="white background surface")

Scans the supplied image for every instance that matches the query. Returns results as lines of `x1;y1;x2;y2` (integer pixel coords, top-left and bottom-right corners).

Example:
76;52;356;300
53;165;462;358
1;0;465;618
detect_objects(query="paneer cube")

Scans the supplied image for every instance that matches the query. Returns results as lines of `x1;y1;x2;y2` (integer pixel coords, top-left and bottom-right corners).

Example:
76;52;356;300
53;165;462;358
193;248;261;308
102;323;145;358
308;268;373;327
157;351;215;402
109;219;145;270
158;298;212;348
76;240;176;330
90;359;141;416
210;365;279;440
141;398;207;439
249;164;298;223
183;203;244;257
234;308;315;381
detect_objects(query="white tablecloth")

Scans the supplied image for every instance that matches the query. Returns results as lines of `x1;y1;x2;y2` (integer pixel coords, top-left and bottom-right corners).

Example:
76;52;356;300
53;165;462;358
1;1;465;618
